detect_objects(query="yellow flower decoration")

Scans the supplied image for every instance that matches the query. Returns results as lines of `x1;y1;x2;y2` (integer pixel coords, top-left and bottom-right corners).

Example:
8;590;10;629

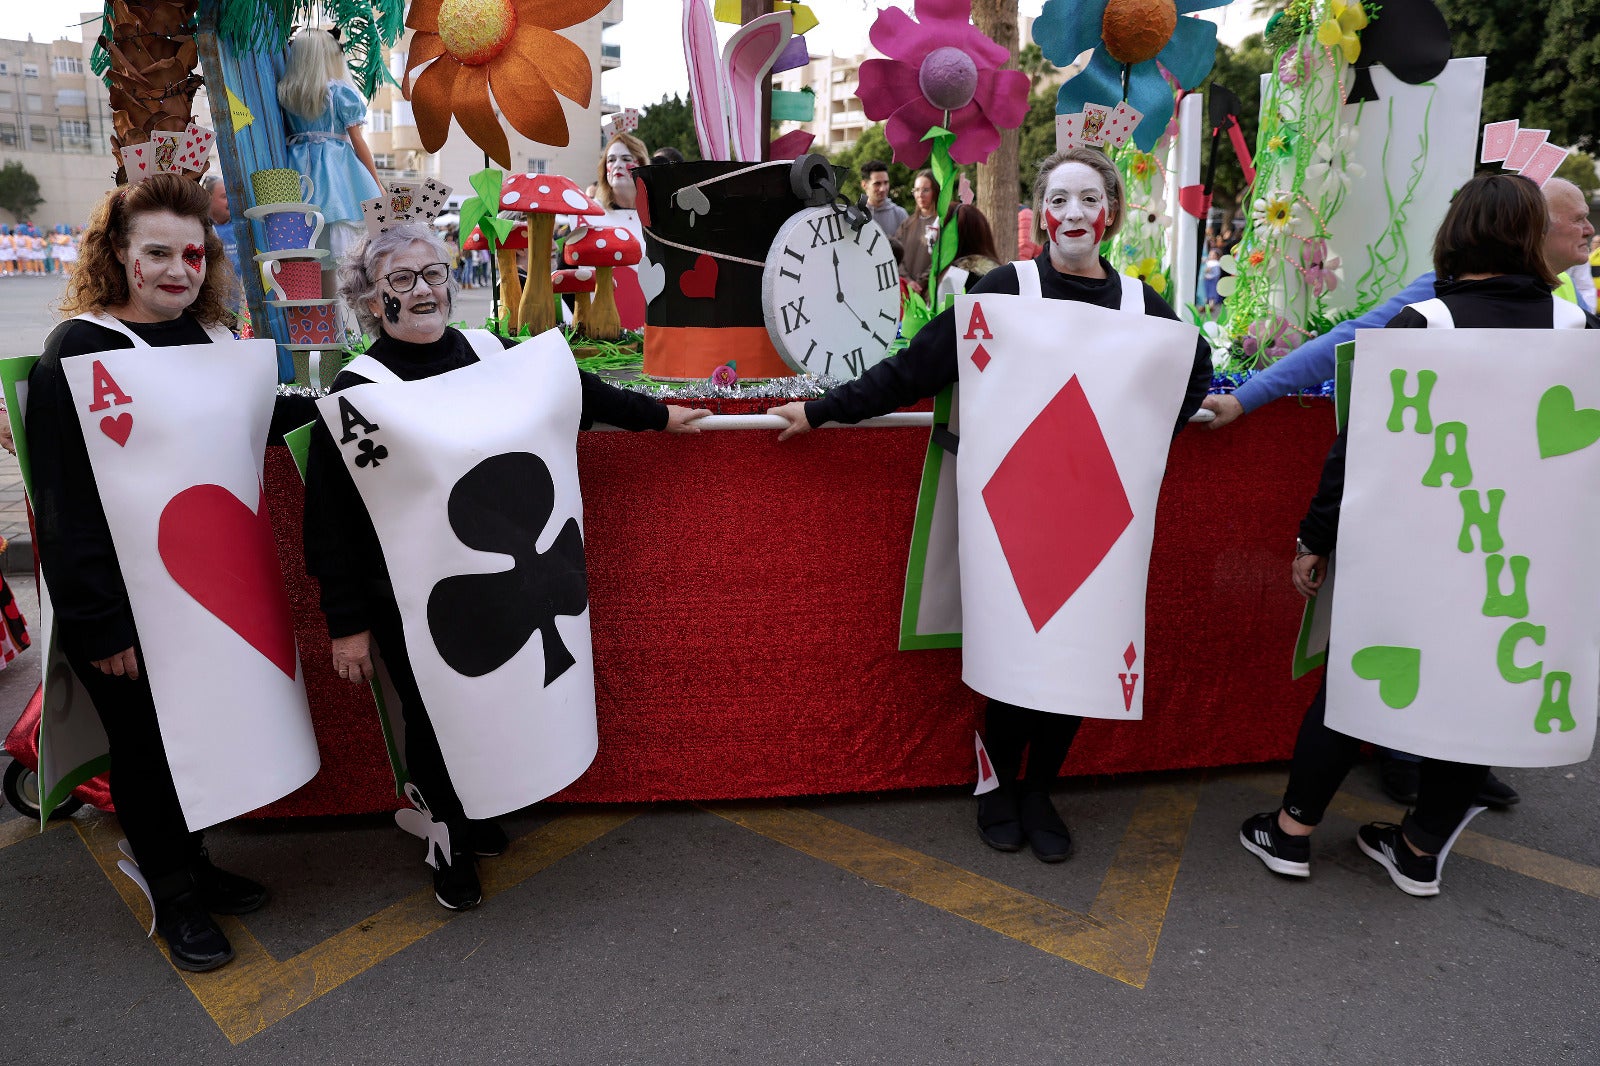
1253;191;1299;234
1128;152;1159;182
1316;0;1368;64
1127;257;1168;295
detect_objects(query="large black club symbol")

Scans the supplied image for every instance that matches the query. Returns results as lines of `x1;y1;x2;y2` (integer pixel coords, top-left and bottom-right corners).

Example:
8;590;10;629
426;452;588;684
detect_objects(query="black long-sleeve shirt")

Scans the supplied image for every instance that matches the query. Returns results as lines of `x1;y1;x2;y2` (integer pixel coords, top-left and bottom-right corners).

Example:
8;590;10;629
805;254;1212;436
1297;274;1600;555
302;327;669;639
28;314;218;661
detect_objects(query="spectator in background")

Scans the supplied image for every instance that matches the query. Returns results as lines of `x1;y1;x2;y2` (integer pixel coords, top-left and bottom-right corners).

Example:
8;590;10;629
650;146;684;165
858;159;908;261
203;175;243;283
933;203;1002;301
896;170;941;297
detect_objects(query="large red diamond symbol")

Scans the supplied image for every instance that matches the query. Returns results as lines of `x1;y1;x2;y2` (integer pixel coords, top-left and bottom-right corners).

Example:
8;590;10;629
971;343;991;372
982;375;1133;631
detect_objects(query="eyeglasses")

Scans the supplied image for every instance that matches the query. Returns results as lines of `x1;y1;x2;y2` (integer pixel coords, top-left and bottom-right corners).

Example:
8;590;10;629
380;262;450;292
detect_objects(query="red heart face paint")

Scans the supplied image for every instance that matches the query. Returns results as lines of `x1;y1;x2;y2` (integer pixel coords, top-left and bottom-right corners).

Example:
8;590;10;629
182;244;205;272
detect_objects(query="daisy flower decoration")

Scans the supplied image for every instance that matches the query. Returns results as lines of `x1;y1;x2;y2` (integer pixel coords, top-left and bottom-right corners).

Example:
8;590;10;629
1126;257;1169;296
1034;0;1229;152
1216;247;1268;298
1305;126;1366;194
856;0;1031;167
1299;238;1343;297
1253;191;1300;235
403;0;611;167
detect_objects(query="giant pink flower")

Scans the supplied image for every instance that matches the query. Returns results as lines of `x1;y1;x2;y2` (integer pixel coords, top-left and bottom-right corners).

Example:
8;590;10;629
856;0;1031;168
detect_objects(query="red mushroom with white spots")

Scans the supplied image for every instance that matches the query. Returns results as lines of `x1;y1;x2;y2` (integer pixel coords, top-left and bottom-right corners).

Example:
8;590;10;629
562;226;641;341
551;266;598;332
500;173;603;337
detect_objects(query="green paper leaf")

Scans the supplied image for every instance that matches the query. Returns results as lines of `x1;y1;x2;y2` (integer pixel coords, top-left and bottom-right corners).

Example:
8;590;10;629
469;167;504;206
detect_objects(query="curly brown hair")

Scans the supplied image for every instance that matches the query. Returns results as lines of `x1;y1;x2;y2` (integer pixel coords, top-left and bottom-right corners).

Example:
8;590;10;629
57;173;242;328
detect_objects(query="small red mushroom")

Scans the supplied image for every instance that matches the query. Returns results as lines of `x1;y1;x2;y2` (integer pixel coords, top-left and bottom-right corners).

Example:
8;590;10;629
461;226;488;251
551;266;598;332
501;173;603;337
562;226;641;341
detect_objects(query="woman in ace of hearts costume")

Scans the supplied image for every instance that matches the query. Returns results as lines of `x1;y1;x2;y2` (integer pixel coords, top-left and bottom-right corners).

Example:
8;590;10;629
771;148;1211;863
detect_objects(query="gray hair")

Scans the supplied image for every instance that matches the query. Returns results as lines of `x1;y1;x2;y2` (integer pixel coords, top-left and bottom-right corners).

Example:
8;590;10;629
337;223;458;337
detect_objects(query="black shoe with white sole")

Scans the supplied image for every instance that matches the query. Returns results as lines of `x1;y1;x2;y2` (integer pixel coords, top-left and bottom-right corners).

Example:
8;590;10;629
432;846;482;911
1356;822;1439;897
1239;811;1311;878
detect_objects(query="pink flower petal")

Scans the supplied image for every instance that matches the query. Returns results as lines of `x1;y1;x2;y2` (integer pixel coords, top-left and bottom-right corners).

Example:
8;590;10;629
971;67;1030;130
858;58;924;122
946;102;1001;165
914;0;981;26
885;100;940;167
869;6;935;64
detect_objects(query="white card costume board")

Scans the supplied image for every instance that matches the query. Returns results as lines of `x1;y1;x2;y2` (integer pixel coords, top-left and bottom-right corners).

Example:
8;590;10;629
1327;315;1600;767
55;318;319;829
315;329;597;819
1260;58;1485;317
924;266;1194;718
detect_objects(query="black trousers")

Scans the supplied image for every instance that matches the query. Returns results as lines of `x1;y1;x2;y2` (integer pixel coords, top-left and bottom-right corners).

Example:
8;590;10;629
369;603;470;839
982;698;1083;790
65;638;202;901
1281;679;1488;853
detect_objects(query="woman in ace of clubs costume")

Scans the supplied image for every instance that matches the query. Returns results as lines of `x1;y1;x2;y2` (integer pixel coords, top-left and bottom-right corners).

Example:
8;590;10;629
770;148;1211;862
302;225;708;912
27;174;265;972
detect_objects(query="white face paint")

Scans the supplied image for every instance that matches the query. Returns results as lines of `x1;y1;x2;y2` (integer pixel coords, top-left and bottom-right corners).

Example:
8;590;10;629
605;142;637;188
116;210;208;323
366;242;451;345
1041;161;1112;271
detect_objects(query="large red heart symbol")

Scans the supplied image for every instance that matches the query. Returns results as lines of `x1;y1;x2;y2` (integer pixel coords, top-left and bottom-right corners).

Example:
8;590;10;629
101;412;132;446
158;484;298;678
679;253;719;299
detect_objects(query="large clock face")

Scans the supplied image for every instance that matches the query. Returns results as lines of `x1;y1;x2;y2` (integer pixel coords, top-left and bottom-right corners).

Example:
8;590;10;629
762;205;901;379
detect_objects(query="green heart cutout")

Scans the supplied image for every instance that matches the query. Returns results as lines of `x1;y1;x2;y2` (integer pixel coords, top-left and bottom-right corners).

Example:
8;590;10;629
1350;645;1421;710
1536;385;1600;459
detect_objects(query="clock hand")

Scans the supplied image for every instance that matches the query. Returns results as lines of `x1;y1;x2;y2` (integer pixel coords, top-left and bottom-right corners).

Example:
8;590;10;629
833;249;846;303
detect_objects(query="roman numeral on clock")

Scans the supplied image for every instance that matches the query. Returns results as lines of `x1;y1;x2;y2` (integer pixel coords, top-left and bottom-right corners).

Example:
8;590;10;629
808;212;844;248
841;347;865;376
854;226;881;256
781;296;811;334
875;261;897;291
779;246;804;282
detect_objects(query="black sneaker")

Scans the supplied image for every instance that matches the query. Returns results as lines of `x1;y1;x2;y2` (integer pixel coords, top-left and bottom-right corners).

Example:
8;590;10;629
154;891;235;972
191;849;268;915
433;846;482;911
1476;771;1520;809
1356;822;1439;897
1239;811;1311;878
1379;758;1421;805
976;789;1024;852
468;819;509;858
1018;789;1072;863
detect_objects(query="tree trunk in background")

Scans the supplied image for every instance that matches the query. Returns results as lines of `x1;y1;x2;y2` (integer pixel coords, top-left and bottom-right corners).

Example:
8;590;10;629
101;0;203;184
972;0;1020;261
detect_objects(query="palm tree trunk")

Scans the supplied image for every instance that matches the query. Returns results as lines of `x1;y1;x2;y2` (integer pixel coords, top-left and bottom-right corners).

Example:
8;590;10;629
971;0;1021;262
101;0;203;184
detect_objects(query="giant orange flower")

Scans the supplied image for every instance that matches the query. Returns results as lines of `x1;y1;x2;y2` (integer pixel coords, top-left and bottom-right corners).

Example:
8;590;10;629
403;0;610;166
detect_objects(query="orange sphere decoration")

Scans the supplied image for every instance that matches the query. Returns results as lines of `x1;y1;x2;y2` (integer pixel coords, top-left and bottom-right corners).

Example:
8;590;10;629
1101;0;1178;66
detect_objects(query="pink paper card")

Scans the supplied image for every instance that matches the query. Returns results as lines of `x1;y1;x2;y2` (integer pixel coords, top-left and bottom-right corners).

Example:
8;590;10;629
1519;142;1568;187
1055;112;1083;151
1505;128;1550;171
1480;119;1519;163
1105;101;1144;148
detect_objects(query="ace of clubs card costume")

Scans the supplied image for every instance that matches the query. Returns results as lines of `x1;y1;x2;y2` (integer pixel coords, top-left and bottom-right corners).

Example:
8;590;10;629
1326;297;1600;767
314;329;597;820
5;314;320;828
901;261;1197;719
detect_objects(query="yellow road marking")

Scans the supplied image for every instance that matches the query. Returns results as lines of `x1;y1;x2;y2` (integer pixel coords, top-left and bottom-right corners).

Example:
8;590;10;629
1236;770;1600;899
76;809;637;1044
707;781;1200;988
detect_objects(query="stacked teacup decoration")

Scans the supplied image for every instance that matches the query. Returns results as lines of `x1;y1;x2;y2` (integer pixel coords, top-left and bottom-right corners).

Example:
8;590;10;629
247;168;336;388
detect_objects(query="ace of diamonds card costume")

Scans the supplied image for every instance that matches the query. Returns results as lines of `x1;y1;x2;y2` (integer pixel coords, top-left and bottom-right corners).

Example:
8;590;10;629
17;313;319;868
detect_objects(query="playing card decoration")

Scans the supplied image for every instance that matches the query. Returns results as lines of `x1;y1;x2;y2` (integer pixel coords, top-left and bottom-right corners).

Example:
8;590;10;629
316;328;598;818
360;177;453;237
928;283;1195;718
1034;0;1226;152
601;107;640;141
54;320;319;829
402;0;611;166
1327;320;1600;767
1481;120;1569;188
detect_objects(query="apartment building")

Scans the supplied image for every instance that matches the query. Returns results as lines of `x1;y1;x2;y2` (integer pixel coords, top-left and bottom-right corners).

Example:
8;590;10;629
0;29;117;227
